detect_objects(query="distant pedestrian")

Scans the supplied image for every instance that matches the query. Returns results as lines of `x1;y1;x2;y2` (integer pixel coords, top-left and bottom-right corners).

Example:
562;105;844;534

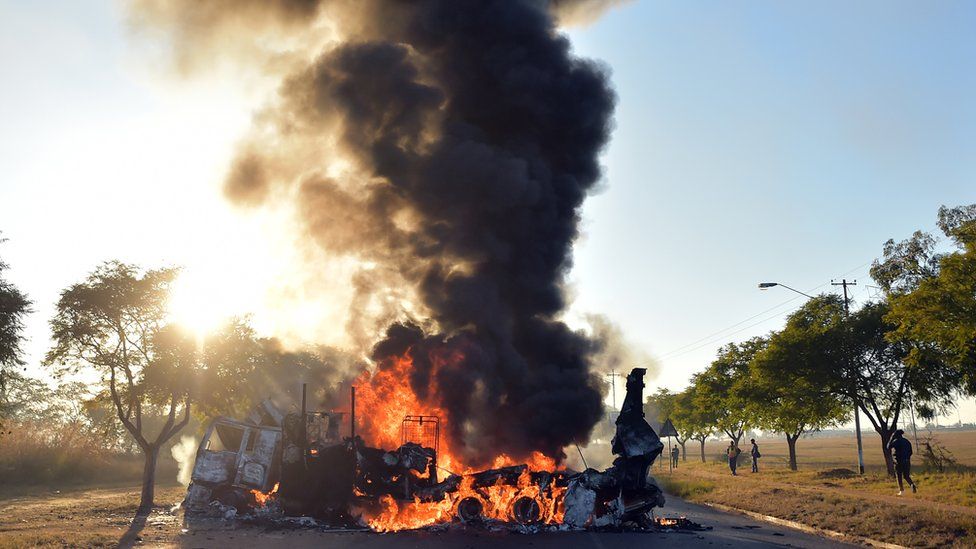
750;438;761;473
887;429;917;495
727;442;740;476
671;446;680;468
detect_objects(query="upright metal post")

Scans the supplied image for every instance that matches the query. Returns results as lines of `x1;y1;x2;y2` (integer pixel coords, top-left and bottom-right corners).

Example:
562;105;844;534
909;390;920;454
668;437;673;474
606;370;621;426
612;370;616;411
833;278;864;475
609;370;618;410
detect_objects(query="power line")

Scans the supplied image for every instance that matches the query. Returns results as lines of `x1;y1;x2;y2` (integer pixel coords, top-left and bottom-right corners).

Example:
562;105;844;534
645;261;873;367
656;305;809;361
655;292;810;359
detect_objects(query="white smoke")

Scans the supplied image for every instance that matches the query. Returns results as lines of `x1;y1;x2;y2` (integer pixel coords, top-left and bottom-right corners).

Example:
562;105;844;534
171;435;199;486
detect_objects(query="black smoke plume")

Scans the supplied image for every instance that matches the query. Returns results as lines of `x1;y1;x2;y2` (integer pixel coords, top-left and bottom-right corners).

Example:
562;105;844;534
134;0;619;466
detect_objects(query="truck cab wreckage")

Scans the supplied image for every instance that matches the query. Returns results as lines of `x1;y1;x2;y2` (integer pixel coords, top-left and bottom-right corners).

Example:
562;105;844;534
184;368;667;530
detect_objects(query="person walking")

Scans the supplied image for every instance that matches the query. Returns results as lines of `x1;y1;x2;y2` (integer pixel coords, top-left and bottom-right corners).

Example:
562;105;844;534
727;441;740;476
887;429;917;495
750;438;761;473
671;446;680;469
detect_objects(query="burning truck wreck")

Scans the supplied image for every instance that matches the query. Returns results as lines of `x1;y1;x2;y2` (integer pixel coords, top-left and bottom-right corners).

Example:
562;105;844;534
183;367;667;531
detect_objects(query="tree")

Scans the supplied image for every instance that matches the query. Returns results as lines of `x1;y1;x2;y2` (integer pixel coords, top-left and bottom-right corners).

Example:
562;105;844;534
847;302;925;476
45;262;190;514
672;383;717;463
0;234;32;432
870;230;941;295
645;388;691;460
781;294;959;476
886;204;976;396
773;295;908;474
692;337;765;451
753;321;848;470
669;389;701;461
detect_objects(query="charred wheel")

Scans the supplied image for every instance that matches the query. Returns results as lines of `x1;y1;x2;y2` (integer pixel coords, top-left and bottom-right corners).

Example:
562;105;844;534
510;496;542;524
456;496;486;523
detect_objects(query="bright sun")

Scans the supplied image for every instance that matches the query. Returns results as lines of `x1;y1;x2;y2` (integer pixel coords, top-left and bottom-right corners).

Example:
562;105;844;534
164;207;292;339
167;268;242;337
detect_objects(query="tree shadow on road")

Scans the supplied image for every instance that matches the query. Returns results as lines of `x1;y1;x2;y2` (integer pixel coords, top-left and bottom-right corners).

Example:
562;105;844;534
118;511;149;549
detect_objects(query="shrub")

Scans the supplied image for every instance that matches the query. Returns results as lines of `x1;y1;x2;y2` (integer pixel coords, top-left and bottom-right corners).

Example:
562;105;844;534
0;420;176;487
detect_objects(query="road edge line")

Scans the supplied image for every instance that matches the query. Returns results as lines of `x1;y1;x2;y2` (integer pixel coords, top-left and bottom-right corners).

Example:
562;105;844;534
702;502;907;549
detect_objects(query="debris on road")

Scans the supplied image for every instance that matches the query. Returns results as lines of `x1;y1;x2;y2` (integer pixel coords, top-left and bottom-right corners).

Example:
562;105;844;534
182;368;694;533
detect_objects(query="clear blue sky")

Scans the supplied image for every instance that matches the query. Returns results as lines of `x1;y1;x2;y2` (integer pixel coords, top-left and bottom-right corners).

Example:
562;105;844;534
1;0;974;422
566;0;976;421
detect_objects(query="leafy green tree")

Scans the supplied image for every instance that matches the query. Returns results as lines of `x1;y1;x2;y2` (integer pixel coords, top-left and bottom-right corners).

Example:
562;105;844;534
885;204;976;396
0;235;32;432
1;373;49;428
692;337;766;452
651;384;717;463
645;388;691;459
753;325;848;470
45;262;189;514
870;230;941;295
779;294;958;475
669;389;700;461
768;295;907;472
672;383;717;462
848;302;929;476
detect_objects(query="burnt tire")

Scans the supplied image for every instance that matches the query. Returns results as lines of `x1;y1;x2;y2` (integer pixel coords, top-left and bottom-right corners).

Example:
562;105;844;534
511;496;541;524
456;496;485;523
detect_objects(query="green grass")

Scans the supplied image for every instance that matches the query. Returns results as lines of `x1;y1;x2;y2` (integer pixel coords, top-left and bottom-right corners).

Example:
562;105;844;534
656;476;715;499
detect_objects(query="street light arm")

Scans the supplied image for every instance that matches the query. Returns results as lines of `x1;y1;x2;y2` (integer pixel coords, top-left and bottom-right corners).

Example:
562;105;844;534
757;281;815;299
776;284;815;299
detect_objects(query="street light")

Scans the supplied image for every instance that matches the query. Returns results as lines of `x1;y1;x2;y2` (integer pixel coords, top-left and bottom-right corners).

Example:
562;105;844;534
758;280;866;475
757;282;815;299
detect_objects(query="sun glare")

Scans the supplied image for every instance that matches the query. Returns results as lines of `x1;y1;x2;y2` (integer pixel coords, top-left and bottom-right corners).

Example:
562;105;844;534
168;268;242;338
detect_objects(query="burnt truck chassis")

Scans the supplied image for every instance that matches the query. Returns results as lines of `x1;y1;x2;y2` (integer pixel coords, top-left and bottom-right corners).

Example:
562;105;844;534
185;367;665;529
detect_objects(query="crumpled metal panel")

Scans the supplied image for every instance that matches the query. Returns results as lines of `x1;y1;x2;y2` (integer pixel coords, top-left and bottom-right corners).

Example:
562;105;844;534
192;451;237;485
611;368;664;459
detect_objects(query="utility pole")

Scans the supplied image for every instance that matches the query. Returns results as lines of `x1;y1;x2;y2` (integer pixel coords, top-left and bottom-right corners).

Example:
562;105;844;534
908;390;920;454
606;371;622;410
606;371;622;424
833;278;865;475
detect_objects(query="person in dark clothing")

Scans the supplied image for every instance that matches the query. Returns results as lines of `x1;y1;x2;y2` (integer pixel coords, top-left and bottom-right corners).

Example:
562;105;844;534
727;441;740;476
750;438;760;473
887;429;917;495
671;446;680;468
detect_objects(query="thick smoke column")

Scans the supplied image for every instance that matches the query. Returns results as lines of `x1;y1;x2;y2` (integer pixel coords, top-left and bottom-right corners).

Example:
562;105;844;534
135;0;619;465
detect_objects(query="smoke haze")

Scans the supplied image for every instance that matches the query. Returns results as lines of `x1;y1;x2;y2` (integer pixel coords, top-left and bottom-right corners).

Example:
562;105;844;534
171;435;198;486
134;0;621;466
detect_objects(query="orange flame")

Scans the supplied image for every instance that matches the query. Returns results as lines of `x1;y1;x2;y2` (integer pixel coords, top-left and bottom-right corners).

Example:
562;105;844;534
352;348;567;531
251;482;279;507
362;472;567;532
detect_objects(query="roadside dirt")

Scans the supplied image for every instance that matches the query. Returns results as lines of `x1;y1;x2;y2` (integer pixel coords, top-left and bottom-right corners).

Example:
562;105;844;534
0;483;854;548
685;466;976;518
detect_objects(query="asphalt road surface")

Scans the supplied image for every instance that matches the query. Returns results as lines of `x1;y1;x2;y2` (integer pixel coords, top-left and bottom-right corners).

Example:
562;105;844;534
178;495;856;548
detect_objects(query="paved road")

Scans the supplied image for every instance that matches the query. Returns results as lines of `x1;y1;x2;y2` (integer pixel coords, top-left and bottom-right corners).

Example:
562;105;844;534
177;495;856;548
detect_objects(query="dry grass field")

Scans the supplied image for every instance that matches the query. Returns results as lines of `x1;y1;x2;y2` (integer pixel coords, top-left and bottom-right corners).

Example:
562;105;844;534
1;431;972;548
0;483;186;548
680;428;976;471
656;429;976;548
